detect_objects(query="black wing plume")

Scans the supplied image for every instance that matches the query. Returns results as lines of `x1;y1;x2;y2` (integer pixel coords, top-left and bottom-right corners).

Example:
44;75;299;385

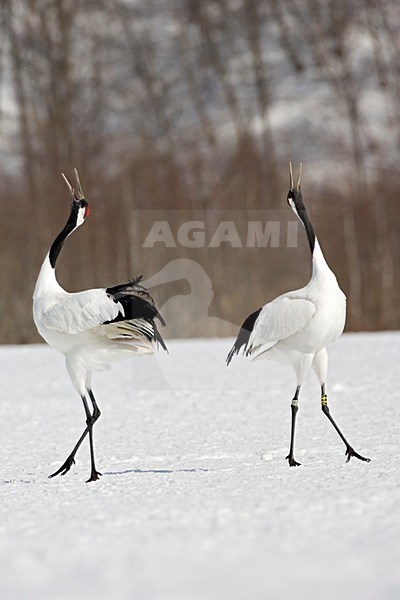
105;276;167;351
226;308;262;366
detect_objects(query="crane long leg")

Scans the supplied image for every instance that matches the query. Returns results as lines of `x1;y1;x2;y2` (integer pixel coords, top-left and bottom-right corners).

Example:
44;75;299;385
286;386;301;467
82;393;102;482
320;385;370;463
48;390;101;479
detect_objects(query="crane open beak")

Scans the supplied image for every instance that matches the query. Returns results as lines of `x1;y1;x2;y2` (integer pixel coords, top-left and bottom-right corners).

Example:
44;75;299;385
289;162;302;191
61;172;75;198
61;169;85;200
74;168;85;200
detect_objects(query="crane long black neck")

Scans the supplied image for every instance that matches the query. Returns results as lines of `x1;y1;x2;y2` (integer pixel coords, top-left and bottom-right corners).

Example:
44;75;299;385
49;211;77;269
288;187;316;255
298;208;316;254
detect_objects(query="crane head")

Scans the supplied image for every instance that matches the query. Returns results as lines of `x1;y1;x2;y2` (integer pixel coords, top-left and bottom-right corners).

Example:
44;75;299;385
61;169;90;227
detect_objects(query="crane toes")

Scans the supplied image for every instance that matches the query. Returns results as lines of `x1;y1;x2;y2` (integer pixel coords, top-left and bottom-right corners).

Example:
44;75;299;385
48;456;76;478
86;470;102;483
345;447;371;463
286;454;302;467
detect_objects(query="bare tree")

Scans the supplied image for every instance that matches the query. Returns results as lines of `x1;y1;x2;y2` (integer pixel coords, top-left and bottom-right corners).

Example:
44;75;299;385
0;0;399;342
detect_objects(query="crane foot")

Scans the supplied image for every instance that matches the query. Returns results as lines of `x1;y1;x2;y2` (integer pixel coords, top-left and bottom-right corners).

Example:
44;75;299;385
86;470;102;483
49;456;75;478
345;447;371;463
286;454;301;467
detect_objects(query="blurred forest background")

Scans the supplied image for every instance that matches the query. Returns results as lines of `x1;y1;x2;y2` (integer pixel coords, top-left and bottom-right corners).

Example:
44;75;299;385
0;0;399;343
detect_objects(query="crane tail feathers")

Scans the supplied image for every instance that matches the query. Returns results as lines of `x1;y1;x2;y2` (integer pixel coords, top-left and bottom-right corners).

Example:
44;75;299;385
153;323;168;353
226;308;262;366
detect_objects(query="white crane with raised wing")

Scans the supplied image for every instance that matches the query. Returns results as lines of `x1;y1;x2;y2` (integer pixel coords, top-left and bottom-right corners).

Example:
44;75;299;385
33;170;167;482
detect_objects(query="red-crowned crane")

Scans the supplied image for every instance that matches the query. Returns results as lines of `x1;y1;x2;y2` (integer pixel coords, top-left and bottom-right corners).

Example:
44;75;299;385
33;170;167;482
227;163;370;467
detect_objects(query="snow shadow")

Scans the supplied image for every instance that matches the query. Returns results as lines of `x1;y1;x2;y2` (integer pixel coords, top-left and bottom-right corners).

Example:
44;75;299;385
104;467;210;476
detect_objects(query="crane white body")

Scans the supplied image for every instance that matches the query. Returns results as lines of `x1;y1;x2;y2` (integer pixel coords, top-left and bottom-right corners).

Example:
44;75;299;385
250;240;346;383
33;255;153;394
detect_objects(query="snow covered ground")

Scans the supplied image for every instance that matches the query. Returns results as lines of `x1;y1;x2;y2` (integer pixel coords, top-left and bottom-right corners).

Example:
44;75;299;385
1;332;399;600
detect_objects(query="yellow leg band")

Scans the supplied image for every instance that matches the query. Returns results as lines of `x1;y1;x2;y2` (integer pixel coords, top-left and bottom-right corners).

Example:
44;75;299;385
321;394;328;407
